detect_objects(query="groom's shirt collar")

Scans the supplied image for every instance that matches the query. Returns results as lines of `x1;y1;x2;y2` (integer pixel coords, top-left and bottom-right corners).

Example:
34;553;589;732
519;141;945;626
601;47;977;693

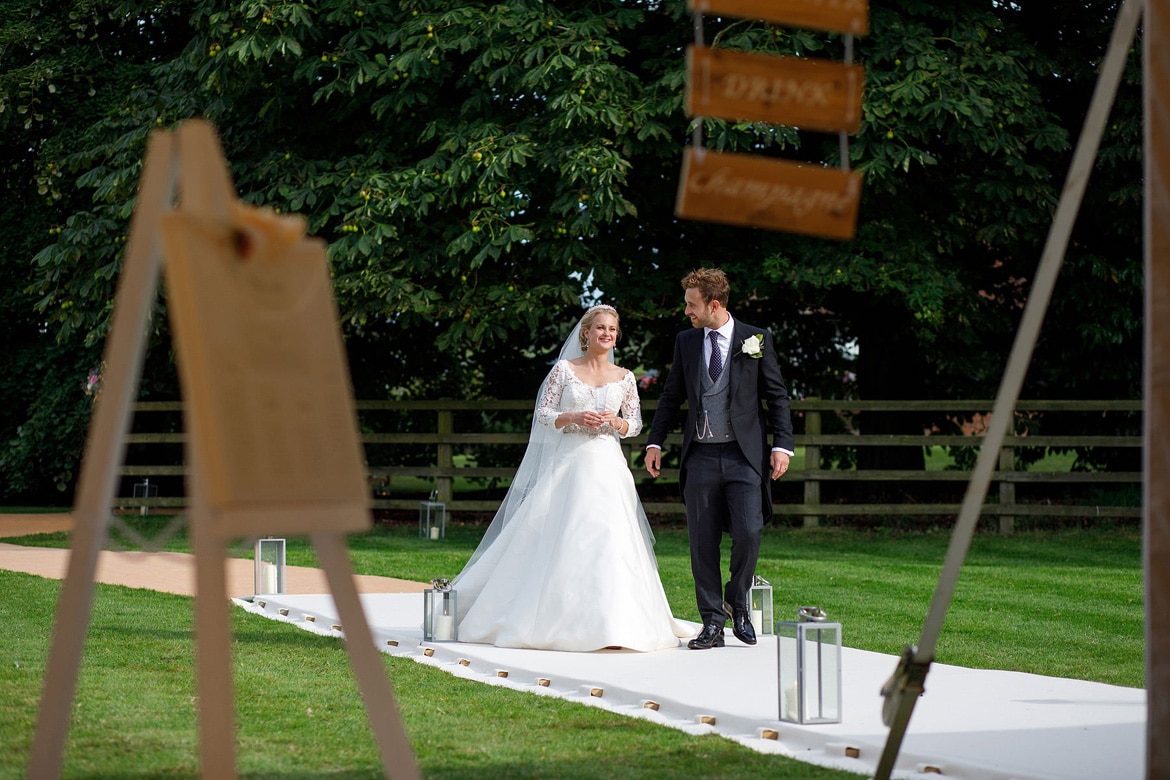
705;314;736;346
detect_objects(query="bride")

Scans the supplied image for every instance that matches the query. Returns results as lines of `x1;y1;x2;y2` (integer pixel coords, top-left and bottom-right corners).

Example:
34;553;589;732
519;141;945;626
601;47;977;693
452;304;690;651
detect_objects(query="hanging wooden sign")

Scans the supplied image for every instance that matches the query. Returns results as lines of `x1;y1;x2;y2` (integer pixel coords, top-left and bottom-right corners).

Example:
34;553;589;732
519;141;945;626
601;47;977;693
688;0;868;35
675;146;861;239
687;45;863;132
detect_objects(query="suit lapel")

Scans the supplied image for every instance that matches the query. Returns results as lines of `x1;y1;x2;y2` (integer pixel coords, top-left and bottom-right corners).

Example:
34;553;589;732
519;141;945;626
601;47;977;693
684;328;704;402
727;322;751;396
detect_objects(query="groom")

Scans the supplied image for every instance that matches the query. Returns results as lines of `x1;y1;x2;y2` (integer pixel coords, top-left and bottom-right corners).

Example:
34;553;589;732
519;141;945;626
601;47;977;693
644;268;794;649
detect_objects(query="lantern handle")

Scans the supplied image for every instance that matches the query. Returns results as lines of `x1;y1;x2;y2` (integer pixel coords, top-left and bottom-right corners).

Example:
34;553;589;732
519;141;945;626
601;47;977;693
797;605;827;622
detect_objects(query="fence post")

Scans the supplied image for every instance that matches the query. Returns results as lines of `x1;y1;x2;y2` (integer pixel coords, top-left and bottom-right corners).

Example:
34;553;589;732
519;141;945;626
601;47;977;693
437;408;454;504
998;444;1015;535
803;402;821;529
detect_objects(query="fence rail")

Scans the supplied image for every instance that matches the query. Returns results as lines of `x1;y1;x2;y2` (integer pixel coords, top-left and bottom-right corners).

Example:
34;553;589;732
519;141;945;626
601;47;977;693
116;399;1143;531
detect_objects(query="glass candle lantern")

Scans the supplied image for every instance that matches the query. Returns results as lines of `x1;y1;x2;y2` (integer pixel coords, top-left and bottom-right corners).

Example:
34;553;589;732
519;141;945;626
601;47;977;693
750;575;774;636
777;607;842;724
132;478;159;516
423;580;457;642
254;537;286;595
419;490;447;540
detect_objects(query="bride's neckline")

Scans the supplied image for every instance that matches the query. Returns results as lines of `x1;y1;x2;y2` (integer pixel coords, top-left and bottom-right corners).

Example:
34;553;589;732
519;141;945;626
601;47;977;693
562;360;625;389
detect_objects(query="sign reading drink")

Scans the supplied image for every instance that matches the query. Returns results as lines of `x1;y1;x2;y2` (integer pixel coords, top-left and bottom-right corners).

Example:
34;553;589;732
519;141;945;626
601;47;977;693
687;46;863;132
675;147;861;240
688;0;868;35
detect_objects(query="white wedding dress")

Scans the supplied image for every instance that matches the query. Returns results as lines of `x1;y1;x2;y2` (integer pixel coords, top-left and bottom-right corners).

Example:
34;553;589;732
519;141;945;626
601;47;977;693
452;360;690;651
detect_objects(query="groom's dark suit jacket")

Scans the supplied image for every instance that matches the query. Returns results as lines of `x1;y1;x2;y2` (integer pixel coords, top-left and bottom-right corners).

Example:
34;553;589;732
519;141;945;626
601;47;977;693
646;320;794;521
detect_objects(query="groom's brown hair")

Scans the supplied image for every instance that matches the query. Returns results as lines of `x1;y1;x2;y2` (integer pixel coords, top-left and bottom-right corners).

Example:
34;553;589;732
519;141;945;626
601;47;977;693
682;267;730;308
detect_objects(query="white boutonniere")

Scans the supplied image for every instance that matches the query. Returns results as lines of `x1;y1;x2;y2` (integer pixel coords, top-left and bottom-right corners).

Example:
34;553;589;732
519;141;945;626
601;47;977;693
739;333;765;358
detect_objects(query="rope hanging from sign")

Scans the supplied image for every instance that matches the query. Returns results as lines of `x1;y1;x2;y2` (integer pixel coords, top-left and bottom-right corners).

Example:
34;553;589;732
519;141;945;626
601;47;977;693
840;34;853;171
691;8;706;157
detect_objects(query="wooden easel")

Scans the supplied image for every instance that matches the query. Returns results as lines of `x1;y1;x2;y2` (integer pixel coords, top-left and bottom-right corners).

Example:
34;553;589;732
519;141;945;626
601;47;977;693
27;120;420;780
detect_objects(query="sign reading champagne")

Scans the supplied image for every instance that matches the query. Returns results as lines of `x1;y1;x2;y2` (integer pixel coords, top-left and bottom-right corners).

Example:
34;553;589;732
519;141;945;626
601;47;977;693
676;147;861;240
687;45;863;132
688;0;868;35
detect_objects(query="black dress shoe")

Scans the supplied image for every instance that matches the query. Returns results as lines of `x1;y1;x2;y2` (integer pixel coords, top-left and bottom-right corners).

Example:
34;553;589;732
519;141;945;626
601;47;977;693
731;609;757;645
687;622;725;649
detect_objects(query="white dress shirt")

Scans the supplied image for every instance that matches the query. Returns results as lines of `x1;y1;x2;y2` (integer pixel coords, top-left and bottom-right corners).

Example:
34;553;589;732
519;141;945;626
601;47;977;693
704;315;736;372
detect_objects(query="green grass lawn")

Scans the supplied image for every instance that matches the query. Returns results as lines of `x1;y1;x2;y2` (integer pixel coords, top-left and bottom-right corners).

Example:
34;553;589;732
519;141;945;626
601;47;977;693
345;523;1146;687
6;518;1144;687
1;568;858;780
0;519;1144;778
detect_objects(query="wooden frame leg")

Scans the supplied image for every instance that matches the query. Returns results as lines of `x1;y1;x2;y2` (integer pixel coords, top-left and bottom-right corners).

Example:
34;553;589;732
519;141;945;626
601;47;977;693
28;129;177;780
194;518;237;780
27;512;105;779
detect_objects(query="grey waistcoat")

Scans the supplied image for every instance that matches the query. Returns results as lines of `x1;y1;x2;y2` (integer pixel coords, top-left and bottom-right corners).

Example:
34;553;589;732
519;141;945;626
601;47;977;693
696;358;734;443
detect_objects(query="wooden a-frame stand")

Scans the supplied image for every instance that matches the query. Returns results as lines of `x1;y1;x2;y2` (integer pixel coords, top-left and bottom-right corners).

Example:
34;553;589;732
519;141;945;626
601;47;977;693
27;120;420;780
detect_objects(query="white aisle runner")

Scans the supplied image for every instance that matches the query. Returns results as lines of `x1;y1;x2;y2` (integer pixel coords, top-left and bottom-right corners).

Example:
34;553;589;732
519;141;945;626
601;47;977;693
234;593;1145;780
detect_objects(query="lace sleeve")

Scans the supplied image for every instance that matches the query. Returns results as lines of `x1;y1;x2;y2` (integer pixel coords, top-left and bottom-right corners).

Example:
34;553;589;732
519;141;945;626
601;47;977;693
618;370;642;438
535;361;567;429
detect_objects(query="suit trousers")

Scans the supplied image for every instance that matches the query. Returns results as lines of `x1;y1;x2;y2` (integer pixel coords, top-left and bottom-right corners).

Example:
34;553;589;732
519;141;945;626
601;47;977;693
682;442;764;626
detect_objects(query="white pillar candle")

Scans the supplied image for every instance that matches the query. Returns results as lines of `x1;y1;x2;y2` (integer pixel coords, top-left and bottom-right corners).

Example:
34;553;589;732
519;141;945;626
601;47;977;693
429;525;440;540
434;613;455;641
784;680;800;721
260;561;278;594
751;609;763;631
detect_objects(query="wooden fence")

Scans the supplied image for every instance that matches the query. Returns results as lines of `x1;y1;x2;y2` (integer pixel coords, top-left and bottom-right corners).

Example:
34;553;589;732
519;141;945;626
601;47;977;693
116;399;1142;532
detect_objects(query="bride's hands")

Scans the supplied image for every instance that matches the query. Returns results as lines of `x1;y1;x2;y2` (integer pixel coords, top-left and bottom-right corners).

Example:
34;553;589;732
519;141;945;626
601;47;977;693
598;410;621;430
575;410;623;430
578;410;614;428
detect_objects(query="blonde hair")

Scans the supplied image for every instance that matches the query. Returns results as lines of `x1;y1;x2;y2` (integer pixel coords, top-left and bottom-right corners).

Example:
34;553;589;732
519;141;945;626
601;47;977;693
578;304;621;350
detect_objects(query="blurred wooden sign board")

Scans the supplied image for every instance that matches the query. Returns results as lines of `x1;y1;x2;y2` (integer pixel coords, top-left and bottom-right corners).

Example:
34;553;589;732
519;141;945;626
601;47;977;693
676;146;861;239
159;151;369;538
689;0;868;35
29;120;419;780
687;45;863;132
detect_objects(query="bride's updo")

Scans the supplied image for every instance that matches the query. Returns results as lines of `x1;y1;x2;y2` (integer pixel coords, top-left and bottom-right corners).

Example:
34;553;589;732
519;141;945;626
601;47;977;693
577;304;621;351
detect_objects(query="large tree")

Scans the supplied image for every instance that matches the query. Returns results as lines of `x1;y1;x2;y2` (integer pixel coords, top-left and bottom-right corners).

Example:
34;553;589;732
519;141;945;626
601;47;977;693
1;0;1143;498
